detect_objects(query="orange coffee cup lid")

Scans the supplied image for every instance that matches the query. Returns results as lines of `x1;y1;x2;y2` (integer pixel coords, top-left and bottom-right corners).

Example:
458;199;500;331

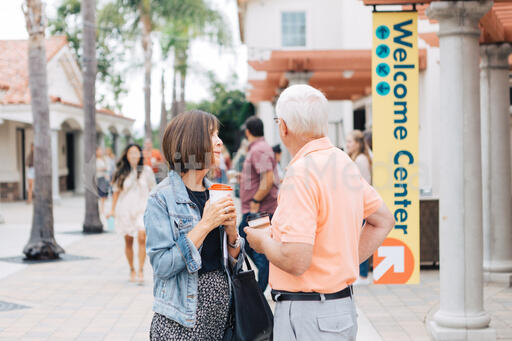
208;184;233;191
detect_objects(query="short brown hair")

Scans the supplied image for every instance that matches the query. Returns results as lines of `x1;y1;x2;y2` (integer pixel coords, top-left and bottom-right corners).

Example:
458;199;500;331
162;110;219;173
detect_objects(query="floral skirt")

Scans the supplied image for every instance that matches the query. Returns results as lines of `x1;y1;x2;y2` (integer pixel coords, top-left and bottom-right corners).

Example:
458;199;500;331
150;270;230;341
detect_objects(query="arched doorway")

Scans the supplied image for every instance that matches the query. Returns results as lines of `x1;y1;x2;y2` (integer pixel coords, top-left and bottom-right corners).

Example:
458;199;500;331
60;119;82;194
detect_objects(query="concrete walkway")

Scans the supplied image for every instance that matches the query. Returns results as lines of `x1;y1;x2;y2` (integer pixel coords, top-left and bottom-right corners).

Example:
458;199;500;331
0;196;511;340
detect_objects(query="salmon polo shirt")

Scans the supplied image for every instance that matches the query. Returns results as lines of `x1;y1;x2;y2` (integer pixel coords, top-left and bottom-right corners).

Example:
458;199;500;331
269;137;383;294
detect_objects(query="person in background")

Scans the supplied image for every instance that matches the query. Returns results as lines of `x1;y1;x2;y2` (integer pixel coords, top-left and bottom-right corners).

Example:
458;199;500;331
96;147;109;215
272;144;284;183
26;143;35;204
105;147;117;184
109;144;156;283
363;129;373;157
238;116;279;292
222;145;232;171
232;138;249;198
346;129;373;285
144;138;165;183
244;84;394;340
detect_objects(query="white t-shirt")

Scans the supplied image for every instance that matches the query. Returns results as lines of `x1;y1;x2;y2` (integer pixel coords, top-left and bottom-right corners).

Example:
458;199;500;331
96;158;108;179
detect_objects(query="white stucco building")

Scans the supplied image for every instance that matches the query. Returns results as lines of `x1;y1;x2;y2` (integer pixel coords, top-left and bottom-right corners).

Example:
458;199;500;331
238;0;442;197
238;0;512;339
0;36;134;202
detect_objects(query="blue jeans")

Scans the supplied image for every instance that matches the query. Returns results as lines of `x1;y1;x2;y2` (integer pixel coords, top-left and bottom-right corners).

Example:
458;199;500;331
360;219;369;278
239;213;270;292
359;259;369;278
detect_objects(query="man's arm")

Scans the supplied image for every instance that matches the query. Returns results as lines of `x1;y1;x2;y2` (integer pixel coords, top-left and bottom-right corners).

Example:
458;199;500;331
359;202;394;263
263;239;313;276
253;170;274;201
250;150;276;212
244;227;313;276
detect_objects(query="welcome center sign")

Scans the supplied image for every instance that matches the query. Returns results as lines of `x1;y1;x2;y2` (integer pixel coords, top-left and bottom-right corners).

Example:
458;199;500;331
371;11;420;284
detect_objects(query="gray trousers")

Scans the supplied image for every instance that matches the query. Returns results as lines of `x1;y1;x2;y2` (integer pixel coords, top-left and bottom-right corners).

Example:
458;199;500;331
273;296;358;341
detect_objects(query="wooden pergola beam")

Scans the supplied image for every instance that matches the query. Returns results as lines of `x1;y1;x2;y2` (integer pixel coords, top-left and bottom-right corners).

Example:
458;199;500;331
309;78;371;88
249;50;427;72
363;0;434;5
363;0;512;4
480;8;505;43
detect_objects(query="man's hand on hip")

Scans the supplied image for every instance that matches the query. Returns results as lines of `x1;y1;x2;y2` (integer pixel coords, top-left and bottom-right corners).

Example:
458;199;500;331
249;201;260;213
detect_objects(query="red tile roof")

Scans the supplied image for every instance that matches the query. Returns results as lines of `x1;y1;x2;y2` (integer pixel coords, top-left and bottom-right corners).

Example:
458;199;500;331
0;36;68;104
50;96;135;121
0;35;132;121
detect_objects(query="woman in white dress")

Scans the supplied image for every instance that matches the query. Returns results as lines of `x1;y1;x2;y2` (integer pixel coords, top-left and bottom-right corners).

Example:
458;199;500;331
109;144;156;283
346;130;373;285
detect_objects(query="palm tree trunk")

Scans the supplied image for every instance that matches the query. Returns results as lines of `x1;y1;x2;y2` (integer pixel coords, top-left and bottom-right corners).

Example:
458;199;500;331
141;10;152;140
171;62;178;118
159;71;167;139
82;0;103;233
22;0;64;259
179;67;186;115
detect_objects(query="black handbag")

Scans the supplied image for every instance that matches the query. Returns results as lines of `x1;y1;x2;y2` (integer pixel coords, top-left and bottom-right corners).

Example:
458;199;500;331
223;249;274;341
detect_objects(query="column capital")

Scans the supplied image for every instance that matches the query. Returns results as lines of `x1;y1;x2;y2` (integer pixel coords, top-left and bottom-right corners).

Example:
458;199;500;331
285;71;313;86
427;1;493;38
481;43;512;70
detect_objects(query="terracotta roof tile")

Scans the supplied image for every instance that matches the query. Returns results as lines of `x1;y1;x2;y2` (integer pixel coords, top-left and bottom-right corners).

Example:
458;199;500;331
49;96;135;121
0;36;68;104
0;36;132;121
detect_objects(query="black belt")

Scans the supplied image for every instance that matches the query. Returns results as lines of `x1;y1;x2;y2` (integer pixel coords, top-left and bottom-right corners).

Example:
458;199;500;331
271;286;352;302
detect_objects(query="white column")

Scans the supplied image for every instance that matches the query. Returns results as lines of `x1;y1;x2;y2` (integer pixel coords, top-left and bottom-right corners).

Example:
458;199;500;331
480;43;512;286
427;2;495;340
114;133;122;157
51;129;61;204
74;131;85;195
365;101;373;130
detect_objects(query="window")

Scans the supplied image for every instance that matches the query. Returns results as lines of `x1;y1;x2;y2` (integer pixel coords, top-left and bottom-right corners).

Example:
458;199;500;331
281;12;306;47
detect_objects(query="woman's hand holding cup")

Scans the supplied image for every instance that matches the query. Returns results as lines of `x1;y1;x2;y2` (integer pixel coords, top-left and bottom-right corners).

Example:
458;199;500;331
200;197;236;232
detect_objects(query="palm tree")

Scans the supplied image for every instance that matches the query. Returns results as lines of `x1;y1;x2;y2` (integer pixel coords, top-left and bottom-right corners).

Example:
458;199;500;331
119;0;153;139
159;0;232;115
170;67;178;118
159;70;168;139
140;0;152;140
82;0;103;233
22;0;64;259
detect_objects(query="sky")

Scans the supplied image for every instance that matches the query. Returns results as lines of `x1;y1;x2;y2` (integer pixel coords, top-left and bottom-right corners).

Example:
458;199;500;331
0;0;248;135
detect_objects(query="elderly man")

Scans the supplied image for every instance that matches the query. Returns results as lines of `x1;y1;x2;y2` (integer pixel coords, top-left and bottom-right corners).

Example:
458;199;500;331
245;84;394;340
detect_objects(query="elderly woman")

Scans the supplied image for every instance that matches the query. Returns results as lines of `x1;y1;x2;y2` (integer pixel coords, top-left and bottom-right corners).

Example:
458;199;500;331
144;110;244;340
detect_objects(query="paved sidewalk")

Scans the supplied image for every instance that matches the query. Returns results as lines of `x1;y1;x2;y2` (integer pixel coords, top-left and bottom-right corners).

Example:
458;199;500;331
354;271;512;341
0;196;511;340
0;196;153;341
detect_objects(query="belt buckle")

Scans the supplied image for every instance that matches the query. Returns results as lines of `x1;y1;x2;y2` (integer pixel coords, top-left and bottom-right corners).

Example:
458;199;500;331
274;293;282;302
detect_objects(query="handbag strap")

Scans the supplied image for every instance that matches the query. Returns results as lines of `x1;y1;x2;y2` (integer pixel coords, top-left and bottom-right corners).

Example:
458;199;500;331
221;228;251;275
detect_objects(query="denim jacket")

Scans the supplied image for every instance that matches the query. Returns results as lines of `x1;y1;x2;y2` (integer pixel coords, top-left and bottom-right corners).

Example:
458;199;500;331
144;170;245;328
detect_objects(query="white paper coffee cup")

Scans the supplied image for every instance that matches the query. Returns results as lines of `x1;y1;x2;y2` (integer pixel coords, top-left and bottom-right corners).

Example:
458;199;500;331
208;184;233;202
247;213;271;229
